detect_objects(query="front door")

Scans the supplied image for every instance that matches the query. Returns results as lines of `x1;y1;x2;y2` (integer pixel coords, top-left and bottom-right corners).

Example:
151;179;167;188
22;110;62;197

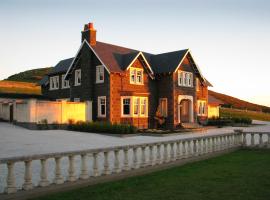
180;100;190;123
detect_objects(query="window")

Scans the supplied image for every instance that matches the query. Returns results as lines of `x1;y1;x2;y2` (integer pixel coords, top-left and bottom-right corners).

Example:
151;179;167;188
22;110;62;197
122;98;131;116
49;76;59;90
178;71;193;87
159;98;168;117
74;98;80;102
140;97;147;116
197;100;207;116
121;96;148;117
61;75;70;89
98;96;106;117
130;67;143;85
75;69;81;86
96;65;104;83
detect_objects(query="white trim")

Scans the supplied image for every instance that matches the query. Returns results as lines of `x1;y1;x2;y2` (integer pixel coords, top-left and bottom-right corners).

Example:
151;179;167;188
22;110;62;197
178;95;194;123
121;96;148;118
98;96;106;117
173;49;206;83
61;74;70;89
197;100;207;116
96;65;105;83
64;39;110;80
49;76;59;90
129;67;144;85
178;71;193;87
126;52;154;75
74;69;81;86
121;96;132;117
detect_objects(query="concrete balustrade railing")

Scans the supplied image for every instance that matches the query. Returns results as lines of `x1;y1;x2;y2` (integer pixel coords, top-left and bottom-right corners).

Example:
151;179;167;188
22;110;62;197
0;131;269;195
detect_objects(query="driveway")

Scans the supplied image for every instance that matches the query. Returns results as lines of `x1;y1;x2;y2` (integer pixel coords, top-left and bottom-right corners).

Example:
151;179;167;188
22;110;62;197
1;120;270;159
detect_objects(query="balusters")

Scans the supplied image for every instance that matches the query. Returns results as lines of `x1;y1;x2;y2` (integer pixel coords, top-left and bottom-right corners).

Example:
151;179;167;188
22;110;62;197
176;141;181;159
207;138;211;153
156;144;162;164
54;157;64;184
170;142;175;161
39;158;49;187
68;155;76;182
268;134;270;148
123;148;130;171
22;160;33;190
141;146;147;167
113;149;121;173
193;140;197;156
5;162;17;194
103;151;111;175
182;141;187;158
163;143;169;162
92;153;99;177
259;133;263;147
149;145;155;166
80;154;89;179
132;147;139;169
251;133;255;147
187;140;191;158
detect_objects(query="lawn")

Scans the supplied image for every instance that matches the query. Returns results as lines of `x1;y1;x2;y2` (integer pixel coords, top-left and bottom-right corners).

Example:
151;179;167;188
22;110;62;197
220;107;270;122
33;149;270;200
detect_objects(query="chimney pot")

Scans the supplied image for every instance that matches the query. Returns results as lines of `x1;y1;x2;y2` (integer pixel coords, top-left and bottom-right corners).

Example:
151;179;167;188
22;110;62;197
88;22;94;30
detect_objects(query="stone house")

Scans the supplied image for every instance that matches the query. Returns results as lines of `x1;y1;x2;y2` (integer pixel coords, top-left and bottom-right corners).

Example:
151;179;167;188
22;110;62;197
40;22;212;129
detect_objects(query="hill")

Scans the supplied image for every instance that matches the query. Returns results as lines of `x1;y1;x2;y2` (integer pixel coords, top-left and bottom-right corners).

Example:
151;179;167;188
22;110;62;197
209;90;270;113
0;80;41;95
5;67;52;83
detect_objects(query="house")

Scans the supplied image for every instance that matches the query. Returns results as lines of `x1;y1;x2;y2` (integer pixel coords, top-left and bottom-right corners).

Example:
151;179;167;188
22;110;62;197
208;94;224;118
40;22;212;129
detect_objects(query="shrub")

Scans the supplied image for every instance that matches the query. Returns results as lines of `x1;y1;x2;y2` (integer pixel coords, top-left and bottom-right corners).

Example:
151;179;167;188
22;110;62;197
68;121;137;134
207;116;252;126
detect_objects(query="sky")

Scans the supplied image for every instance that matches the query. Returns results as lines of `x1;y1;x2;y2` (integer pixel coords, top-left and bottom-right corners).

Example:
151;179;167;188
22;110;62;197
0;0;270;106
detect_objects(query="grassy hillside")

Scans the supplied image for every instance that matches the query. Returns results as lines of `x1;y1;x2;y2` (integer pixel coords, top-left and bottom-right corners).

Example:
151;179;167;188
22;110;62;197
0;80;41;95
220;107;270;121
209;90;270;113
5;67;52;83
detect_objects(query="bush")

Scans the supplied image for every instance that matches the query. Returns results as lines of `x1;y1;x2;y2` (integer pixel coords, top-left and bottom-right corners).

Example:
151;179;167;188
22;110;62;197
68;121;137;134
207;116;252;126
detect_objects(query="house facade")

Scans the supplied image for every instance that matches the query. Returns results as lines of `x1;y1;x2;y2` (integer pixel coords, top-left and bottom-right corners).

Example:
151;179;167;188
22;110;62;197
40;22;212;129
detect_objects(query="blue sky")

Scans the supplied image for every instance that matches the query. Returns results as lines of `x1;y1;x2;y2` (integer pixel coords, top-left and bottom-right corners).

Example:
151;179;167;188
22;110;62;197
0;0;270;106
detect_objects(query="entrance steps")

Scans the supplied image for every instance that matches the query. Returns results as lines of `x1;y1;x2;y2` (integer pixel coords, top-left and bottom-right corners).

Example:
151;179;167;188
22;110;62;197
181;123;202;129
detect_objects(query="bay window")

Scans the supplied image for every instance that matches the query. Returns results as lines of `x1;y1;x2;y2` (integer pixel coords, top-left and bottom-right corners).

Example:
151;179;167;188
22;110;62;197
121;96;148;117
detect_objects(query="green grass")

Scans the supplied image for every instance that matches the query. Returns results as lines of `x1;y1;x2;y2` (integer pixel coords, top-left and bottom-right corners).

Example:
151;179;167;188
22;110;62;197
33;149;270;200
221;107;270;122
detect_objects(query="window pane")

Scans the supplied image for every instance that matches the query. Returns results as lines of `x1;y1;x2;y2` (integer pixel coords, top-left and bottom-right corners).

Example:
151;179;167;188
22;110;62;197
123;98;130;115
140;98;146;115
101;105;105;115
134;98;139;115
137;70;142;83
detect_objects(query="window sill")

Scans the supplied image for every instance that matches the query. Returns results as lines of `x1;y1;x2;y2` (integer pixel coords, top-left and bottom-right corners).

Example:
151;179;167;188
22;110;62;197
96;81;104;84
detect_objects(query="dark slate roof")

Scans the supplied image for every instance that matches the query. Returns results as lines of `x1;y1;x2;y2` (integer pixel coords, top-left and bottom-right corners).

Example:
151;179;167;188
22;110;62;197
208;94;224;106
48;58;74;75
0;93;50;100
149;49;189;73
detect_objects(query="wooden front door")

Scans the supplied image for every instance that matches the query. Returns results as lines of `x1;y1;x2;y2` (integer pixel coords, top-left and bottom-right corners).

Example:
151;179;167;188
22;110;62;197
180;100;190;123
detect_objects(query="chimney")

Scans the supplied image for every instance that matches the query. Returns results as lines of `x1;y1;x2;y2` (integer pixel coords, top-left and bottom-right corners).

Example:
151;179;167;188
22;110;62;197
81;22;96;46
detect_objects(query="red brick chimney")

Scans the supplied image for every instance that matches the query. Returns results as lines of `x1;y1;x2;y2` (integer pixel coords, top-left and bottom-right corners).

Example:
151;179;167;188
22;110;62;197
81;22;96;46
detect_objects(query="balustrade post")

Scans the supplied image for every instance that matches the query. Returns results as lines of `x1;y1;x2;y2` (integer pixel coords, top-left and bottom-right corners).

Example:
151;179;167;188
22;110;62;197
141;146;147;167
5;162;17;194
123;148;130;171
132;147;139;168
205;138;209;154
207;138;211;153
103;151;111;175
92;153;99;177
39;158;49;187
187;140;191;157
113;149;121;173
163;143;169;162
22;160;33;190
242;133;247;147
268;134;270;148
149;145;155;166
68;155;76;182
182;141;187;158
80;154;89;179
54;157;64;184
156;144;162;164
193;140;197;156
170;142;175;161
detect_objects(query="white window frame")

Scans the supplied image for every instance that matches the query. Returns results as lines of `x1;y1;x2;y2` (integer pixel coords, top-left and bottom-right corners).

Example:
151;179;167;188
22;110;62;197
61;75;70;89
96;65;104;83
159;98;168;117
130;67;144;85
178;71;193;87
75;69;81;86
98;96;106;117
197;100;207;116
121;96;148;117
49;76;59;90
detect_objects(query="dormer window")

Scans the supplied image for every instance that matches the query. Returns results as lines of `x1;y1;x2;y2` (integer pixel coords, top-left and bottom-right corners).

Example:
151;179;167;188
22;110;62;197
178;71;193;87
130;67;143;85
75;69;81;86
49;76;59;90
96;65;104;83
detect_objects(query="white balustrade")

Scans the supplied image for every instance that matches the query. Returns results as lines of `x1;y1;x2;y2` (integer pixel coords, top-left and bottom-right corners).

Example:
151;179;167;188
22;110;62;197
1;131;269;195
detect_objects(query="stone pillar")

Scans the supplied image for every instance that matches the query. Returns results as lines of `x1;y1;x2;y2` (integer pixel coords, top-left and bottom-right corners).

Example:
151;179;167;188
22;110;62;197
39;159;49;187
22;160;33;190
103;151;111;175
68;155;76;182
54;157;64;184
5;162;17;194
80;154;89;179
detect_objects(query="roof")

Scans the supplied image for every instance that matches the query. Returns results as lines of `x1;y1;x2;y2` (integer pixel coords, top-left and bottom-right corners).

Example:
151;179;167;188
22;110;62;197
208;94;224;106
41;40;210;86
0;93;50;100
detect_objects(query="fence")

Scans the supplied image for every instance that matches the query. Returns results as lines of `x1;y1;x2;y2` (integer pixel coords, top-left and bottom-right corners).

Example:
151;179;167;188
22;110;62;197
0;131;269;198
